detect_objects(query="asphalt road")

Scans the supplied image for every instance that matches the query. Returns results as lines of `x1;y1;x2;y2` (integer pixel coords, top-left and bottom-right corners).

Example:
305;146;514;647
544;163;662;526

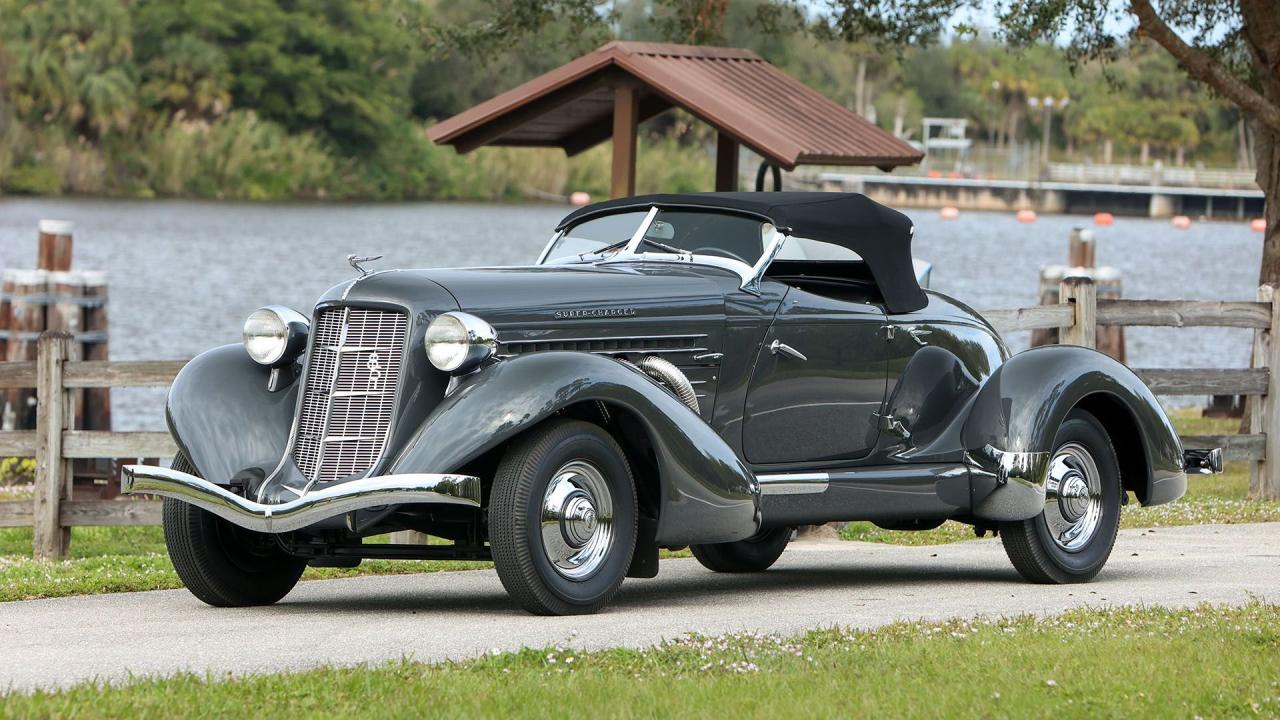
2;523;1277;693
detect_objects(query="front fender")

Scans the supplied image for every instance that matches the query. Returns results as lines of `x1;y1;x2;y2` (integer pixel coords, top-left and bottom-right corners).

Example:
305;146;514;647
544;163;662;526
387;352;760;545
166;344;298;484
962;345;1185;520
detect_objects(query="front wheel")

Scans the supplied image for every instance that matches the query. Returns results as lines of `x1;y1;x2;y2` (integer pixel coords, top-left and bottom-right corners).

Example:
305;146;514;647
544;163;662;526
489;420;637;615
690;527;791;573
162;454;306;607
1000;409;1122;584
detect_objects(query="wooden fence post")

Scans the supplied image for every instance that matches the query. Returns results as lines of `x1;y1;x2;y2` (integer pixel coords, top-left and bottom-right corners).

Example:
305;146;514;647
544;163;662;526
33;332;72;559
1252;285;1280;500
1060;276;1097;349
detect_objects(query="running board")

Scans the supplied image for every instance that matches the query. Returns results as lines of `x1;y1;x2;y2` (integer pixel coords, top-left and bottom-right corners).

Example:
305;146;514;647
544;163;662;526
755;464;971;527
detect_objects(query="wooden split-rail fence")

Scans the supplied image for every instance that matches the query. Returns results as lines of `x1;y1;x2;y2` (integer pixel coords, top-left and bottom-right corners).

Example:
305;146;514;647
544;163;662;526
1;278;1278;559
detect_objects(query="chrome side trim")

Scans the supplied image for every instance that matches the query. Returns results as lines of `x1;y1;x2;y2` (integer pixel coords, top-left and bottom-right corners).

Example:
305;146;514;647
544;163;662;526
123;465;480;534
506;333;707;345
497;333;714;361
756;472;830;496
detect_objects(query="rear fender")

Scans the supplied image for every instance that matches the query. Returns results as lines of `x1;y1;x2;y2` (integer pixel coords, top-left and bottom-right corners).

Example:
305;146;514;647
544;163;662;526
165;344;298;484
961;345;1185;520
387;351;759;545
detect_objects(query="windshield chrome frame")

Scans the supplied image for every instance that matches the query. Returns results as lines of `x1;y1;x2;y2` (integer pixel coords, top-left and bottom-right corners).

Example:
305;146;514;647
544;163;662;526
536;206;787;295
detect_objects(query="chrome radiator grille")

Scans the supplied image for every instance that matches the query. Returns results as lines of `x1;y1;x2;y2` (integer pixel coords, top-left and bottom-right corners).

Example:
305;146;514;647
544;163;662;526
291;307;409;484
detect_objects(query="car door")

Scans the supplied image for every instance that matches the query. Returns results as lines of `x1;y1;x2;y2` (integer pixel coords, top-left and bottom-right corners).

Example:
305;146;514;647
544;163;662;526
742;284;888;465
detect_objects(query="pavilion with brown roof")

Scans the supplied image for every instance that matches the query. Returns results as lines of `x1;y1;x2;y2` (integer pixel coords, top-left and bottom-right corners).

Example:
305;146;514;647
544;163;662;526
428;41;923;198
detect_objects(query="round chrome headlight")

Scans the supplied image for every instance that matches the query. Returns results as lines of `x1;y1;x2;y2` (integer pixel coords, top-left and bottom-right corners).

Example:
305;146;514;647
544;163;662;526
425;311;497;373
243;306;309;367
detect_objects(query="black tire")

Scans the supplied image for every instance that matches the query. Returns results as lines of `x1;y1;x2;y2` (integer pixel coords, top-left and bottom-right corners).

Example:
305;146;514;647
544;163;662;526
690;527;791;573
162;455;306;607
490;419;637;615
1000;409;1123;584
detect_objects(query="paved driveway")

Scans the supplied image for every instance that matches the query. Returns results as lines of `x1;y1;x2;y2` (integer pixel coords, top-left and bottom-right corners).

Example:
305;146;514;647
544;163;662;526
2;523;1276;692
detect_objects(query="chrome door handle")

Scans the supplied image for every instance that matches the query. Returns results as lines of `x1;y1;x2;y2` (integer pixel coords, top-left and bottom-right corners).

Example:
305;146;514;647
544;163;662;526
769;339;808;361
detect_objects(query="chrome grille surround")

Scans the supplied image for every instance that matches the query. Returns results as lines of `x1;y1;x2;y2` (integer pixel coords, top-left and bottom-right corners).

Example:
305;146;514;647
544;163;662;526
291;307;409;485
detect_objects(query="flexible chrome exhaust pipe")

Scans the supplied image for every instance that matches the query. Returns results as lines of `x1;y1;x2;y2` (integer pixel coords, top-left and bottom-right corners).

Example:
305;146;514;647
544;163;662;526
121;465;481;533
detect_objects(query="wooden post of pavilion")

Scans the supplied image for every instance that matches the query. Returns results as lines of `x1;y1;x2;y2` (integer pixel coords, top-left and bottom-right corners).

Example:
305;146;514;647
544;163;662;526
715;132;739;192
611;83;639;199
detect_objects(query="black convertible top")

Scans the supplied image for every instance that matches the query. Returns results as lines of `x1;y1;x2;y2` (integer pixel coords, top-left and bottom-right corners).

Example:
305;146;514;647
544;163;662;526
557;192;926;313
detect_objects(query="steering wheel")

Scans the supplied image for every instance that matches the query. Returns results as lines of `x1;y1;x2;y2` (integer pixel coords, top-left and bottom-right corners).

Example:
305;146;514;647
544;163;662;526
692;247;751;265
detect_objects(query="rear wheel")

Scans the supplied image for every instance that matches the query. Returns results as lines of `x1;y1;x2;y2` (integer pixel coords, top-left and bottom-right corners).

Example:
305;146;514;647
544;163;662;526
690;527;791;573
1000;410;1122;584
162;455;306;607
489;420;637;615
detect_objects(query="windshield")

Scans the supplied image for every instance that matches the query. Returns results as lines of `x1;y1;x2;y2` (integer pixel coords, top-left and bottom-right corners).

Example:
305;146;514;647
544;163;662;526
542;211;649;263
544;208;769;267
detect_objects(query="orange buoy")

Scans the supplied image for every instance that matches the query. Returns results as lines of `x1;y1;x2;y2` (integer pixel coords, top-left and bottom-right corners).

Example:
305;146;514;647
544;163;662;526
1171;215;1192;229
1251;218;1267;233
939;206;960;220
569;191;591;207
1016;209;1037;224
1093;212;1114;226
927;170;942;179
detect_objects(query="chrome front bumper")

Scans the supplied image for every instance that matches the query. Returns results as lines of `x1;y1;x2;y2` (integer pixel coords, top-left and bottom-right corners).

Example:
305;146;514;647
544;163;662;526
121;465;481;533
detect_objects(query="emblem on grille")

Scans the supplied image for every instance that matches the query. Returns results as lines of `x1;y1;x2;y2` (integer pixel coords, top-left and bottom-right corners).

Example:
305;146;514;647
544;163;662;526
366;352;383;388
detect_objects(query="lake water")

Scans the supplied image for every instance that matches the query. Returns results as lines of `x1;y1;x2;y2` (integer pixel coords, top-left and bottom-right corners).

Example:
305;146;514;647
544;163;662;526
0;198;1264;430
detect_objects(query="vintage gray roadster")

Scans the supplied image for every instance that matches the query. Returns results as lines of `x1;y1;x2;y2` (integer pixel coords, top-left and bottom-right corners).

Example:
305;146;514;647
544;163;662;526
123;192;1221;615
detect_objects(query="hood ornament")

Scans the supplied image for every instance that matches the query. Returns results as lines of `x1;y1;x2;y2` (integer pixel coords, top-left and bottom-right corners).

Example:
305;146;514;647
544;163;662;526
347;254;383;277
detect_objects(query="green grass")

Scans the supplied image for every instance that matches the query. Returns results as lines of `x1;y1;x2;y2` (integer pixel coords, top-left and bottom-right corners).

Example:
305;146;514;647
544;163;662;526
4;603;1278;717
842;410;1280;546
0;526;486;603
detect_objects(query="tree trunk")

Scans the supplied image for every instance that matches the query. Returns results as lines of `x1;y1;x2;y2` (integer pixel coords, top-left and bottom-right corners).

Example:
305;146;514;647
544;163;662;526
1176;145;1185;166
1256;122;1280;288
855;58;867;117
1240;116;1253;169
1140;141;1150;164
1242;122;1280;437
1104;139;1113;164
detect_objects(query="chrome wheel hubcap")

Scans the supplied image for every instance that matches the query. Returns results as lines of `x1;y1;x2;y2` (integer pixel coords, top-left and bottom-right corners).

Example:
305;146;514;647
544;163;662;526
541;460;614;580
1043;442;1103;552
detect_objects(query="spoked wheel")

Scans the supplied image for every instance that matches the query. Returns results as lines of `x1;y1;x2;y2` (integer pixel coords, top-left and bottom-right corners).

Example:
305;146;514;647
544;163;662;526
690;527;791;573
1000;409;1122;583
162;456;306;606
490;420;637;615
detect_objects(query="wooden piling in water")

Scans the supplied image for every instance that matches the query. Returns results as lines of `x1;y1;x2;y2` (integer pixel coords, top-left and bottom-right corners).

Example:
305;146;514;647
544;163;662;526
1032;227;1125;361
5;270;48;430
1068;227;1095;268
36;220;73;273
81;271;111;435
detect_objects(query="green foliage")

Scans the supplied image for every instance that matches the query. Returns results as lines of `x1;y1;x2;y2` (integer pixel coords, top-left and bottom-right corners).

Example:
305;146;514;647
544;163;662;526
131;0;421;152
0;457;35;485
0;0;137;137
4;163;62;194
0;0;1260;199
